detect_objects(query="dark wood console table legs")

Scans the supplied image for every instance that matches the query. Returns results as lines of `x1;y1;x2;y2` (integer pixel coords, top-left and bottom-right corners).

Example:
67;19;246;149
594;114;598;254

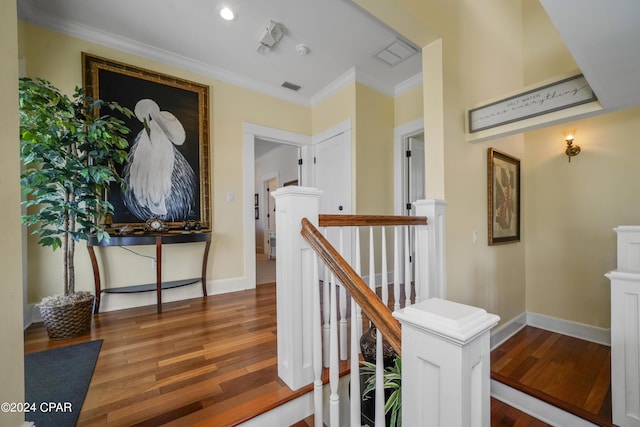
156;236;163;313
87;233;212;315
202;240;211;298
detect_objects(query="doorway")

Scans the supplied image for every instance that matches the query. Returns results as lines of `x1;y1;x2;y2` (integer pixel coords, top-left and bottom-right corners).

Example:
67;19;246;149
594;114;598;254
254;139;301;284
403;132;425;215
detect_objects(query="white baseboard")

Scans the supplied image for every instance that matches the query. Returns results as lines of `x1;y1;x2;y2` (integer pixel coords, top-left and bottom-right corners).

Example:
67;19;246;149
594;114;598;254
237;387;314;427
526;312;611;346
30;276;255;322
489;311;611;349
237;374;352;427
490;312;527;350
491;380;599;427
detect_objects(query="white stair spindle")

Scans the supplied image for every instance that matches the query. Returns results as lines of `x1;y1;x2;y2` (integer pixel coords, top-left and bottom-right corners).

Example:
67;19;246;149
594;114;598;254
322;228;331;368
393;226;401;311
404;225;411;307
369;227;376;292
355;227;363;350
381;227;388;306
375;328;385;427
329;272;340;426
413;224;421;303
339;227;348;361
312;254;324;427
350;297;361;426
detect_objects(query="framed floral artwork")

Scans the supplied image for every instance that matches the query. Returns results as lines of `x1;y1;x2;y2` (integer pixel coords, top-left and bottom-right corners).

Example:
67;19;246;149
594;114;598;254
488;148;520;245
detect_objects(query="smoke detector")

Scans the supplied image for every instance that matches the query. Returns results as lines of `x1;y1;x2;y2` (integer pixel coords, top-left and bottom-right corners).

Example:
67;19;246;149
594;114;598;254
296;44;310;56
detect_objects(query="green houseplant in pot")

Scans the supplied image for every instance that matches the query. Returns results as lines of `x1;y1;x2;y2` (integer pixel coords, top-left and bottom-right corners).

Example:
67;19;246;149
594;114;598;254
19;77;132;340
361;356;402;427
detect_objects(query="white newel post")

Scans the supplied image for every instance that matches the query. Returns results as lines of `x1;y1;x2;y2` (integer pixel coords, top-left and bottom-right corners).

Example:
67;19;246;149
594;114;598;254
413;199;447;301
272;186;321;390
606;226;640;427
394;298;499;427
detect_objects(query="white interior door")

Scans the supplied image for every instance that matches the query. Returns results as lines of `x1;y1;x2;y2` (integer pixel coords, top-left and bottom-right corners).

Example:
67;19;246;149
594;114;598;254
314;131;352;263
314;132;351;215
405;134;425;215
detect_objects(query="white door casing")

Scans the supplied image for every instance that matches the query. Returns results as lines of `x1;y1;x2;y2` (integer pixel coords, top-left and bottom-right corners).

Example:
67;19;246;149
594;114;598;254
243;123;311;291
394;118;424;215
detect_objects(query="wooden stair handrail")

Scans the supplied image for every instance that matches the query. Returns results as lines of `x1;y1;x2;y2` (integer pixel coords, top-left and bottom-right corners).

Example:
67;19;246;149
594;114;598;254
319;214;427;228
300;217;402;355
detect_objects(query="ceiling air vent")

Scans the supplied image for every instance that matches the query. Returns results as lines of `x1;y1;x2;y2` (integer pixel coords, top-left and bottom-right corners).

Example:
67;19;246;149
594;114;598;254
374;37;418;67
281;81;301;91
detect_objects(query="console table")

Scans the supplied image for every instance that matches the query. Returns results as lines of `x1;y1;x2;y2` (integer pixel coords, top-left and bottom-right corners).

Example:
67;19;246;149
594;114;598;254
87;232;211;314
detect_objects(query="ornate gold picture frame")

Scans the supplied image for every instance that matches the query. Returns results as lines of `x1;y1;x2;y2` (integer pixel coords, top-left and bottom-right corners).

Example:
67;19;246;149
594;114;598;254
82;53;211;230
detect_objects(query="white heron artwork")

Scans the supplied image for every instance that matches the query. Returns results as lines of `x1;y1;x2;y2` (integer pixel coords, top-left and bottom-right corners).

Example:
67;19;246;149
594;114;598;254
123;99;196;221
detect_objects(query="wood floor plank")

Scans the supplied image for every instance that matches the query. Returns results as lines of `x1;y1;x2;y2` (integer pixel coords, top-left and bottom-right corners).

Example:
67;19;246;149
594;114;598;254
491;326;613;427
25;283;550;426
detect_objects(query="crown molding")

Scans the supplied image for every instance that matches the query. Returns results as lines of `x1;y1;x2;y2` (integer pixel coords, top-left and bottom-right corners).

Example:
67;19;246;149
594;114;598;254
355;68;395;97
18;0;422;108
395;72;423;96
17;0;312;107
310;68;357;106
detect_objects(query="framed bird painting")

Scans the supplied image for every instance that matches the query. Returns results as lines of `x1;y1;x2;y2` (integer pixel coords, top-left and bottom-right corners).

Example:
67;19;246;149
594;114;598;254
82;53;211;231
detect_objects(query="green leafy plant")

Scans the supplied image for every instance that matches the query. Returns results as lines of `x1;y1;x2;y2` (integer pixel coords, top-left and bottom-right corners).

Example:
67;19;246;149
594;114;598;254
361;356;402;427
19;77;132;297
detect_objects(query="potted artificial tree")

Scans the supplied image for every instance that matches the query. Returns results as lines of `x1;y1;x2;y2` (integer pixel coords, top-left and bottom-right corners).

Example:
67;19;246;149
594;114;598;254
19;77;132;340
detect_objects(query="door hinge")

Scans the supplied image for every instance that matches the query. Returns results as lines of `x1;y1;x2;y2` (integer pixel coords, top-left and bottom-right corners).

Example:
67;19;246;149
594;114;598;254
406;150;412;158
314;157;317;164
298;158;303;165
406;203;412;211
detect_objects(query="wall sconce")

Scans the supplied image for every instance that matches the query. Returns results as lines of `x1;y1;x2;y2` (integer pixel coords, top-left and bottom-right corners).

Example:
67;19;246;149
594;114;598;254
563;128;580;162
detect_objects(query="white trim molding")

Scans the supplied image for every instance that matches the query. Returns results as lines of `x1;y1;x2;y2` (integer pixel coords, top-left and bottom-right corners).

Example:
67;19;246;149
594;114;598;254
526;312;611;346
490;311;611;349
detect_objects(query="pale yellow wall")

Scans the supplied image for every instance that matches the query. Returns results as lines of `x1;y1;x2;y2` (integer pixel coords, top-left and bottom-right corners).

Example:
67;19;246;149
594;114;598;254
444;0;525;321
21;23;310;302
363;0;528;324
355;83;395;215
311;83;358;209
1;2;25;425
522;0;577;85
362;0;632;331
520;0;619;328
524;110;640;328
394;85;423;127
311;84;356;136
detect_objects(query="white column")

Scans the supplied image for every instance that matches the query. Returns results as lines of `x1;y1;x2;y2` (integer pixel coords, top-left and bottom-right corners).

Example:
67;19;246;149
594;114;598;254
272;186;322;390
607;225;640;427
413;199;447;300
394;298;499;427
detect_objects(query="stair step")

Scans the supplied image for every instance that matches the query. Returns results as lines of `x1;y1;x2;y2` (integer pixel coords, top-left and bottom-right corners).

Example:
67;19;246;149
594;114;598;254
491;326;613;427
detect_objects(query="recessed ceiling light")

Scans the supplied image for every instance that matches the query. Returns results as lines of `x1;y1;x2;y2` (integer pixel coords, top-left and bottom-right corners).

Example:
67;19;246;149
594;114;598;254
220;7;236;21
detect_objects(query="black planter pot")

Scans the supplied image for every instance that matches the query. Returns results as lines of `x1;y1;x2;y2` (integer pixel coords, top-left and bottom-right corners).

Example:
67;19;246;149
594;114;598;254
359;372;393;426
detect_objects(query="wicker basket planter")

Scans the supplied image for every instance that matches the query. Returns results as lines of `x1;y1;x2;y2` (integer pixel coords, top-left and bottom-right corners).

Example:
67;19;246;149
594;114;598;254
39;293;95;340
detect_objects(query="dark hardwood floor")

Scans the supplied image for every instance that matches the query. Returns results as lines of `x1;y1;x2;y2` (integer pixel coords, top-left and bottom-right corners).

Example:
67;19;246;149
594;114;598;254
491;325;613;427
25;283;551;426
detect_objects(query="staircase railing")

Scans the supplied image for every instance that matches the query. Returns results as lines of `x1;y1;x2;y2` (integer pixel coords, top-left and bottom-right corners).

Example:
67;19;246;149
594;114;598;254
272;186;498;426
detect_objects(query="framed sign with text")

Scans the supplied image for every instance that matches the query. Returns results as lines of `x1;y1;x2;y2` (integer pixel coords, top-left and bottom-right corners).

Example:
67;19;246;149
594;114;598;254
469;74;597;133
